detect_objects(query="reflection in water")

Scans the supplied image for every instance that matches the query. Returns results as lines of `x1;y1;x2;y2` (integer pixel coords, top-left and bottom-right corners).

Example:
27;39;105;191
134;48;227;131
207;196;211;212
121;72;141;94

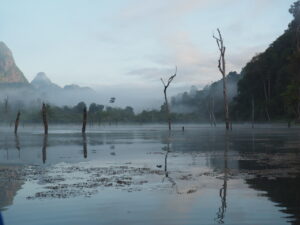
246;177;300;225
82;134;87;159
215;134;229;224
14;134;20;159
164;140;170;178
162;133;178;193
42;135;48;164
0;126;299;224
0;166;24;211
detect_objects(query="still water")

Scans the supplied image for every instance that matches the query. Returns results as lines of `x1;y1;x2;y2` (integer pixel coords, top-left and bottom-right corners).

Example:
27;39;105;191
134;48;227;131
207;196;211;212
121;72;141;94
0;124;299;225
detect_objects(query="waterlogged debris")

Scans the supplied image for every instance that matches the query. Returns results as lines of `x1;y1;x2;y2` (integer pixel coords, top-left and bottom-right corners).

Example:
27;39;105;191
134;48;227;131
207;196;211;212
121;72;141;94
1;147;300;201
186;189;197;194
179;174;193;180
22;165;167;199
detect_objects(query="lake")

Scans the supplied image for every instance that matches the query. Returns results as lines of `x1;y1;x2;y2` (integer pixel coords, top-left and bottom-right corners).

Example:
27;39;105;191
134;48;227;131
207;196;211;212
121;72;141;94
0;124;299;225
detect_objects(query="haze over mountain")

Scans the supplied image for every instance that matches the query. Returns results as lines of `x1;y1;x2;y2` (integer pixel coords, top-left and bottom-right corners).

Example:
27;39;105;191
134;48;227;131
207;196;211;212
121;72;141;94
31;72;60;90
0;42;28;83
0;42;101;108
171;71;240;121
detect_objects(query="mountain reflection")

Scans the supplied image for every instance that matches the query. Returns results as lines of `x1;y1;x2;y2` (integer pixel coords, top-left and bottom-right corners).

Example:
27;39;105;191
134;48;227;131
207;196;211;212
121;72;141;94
0;166;24;211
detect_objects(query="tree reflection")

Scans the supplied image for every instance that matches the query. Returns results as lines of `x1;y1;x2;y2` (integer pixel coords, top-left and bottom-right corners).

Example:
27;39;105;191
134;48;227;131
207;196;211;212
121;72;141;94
162;132;178;192
42;135;48;164
215;133;229;224
14;134;20;159
82;134;87;159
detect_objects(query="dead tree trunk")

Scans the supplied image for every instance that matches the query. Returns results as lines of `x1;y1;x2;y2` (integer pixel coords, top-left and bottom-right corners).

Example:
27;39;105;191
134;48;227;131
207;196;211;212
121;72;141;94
208;98;213;127
251;97;255;128
297;26;300;52
161;67;177;131
213;29;229;130
297;87;300;122
82;106;87;133
4;96;8;113
42;103;48;135
263;80;271;121
14;111;21;134
211;95;217;126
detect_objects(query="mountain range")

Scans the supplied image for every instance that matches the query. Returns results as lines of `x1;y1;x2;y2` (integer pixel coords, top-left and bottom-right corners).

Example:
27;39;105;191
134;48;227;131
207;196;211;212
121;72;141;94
0;41;95;107
0;42;28;83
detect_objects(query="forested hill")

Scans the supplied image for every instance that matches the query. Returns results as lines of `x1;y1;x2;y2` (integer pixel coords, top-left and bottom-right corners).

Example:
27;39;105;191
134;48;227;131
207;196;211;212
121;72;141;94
171;71;240;121
233;1;300;121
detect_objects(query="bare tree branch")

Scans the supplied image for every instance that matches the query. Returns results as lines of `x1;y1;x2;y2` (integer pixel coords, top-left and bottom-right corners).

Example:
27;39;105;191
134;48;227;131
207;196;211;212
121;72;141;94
161;66;177;130
213;28;230;130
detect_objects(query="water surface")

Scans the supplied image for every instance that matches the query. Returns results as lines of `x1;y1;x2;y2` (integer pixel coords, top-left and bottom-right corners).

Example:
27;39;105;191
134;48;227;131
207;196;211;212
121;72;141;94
0;124;299;225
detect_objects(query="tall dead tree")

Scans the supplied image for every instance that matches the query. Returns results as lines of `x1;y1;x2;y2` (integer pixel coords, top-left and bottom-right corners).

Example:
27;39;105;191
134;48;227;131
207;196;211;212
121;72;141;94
4;96;8;113
42;103;48;135
82;106;87;133
263;78;271;121
213;29;230;130
161;67;177;131
251;97;255;128
14;111;21;134
297;25;300;52
208;94;217;127
212;96;217;126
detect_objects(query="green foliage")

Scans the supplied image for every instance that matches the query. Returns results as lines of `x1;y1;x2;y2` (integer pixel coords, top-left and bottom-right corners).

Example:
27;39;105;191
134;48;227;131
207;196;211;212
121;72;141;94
289;0;300;18
282;82;300;120
233;1;300;121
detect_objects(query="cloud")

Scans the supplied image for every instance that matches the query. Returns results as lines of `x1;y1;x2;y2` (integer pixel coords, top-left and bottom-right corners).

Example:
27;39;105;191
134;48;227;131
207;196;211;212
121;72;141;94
127;28;271;90
119;0;209;22
127;67;175;81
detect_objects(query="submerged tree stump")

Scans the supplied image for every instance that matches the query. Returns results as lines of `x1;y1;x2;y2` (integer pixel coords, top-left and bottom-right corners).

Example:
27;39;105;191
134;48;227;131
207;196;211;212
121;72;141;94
42;103;48;135
82;107;87;133
14;111;21;134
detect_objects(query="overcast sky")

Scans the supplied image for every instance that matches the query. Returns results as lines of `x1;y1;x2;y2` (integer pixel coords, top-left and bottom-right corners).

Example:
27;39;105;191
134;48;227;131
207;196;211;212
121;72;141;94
0;0;295;109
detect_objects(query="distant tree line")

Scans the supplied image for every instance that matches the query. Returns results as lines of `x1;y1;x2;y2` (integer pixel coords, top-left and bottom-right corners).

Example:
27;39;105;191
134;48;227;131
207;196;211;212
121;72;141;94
0;100;204;125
